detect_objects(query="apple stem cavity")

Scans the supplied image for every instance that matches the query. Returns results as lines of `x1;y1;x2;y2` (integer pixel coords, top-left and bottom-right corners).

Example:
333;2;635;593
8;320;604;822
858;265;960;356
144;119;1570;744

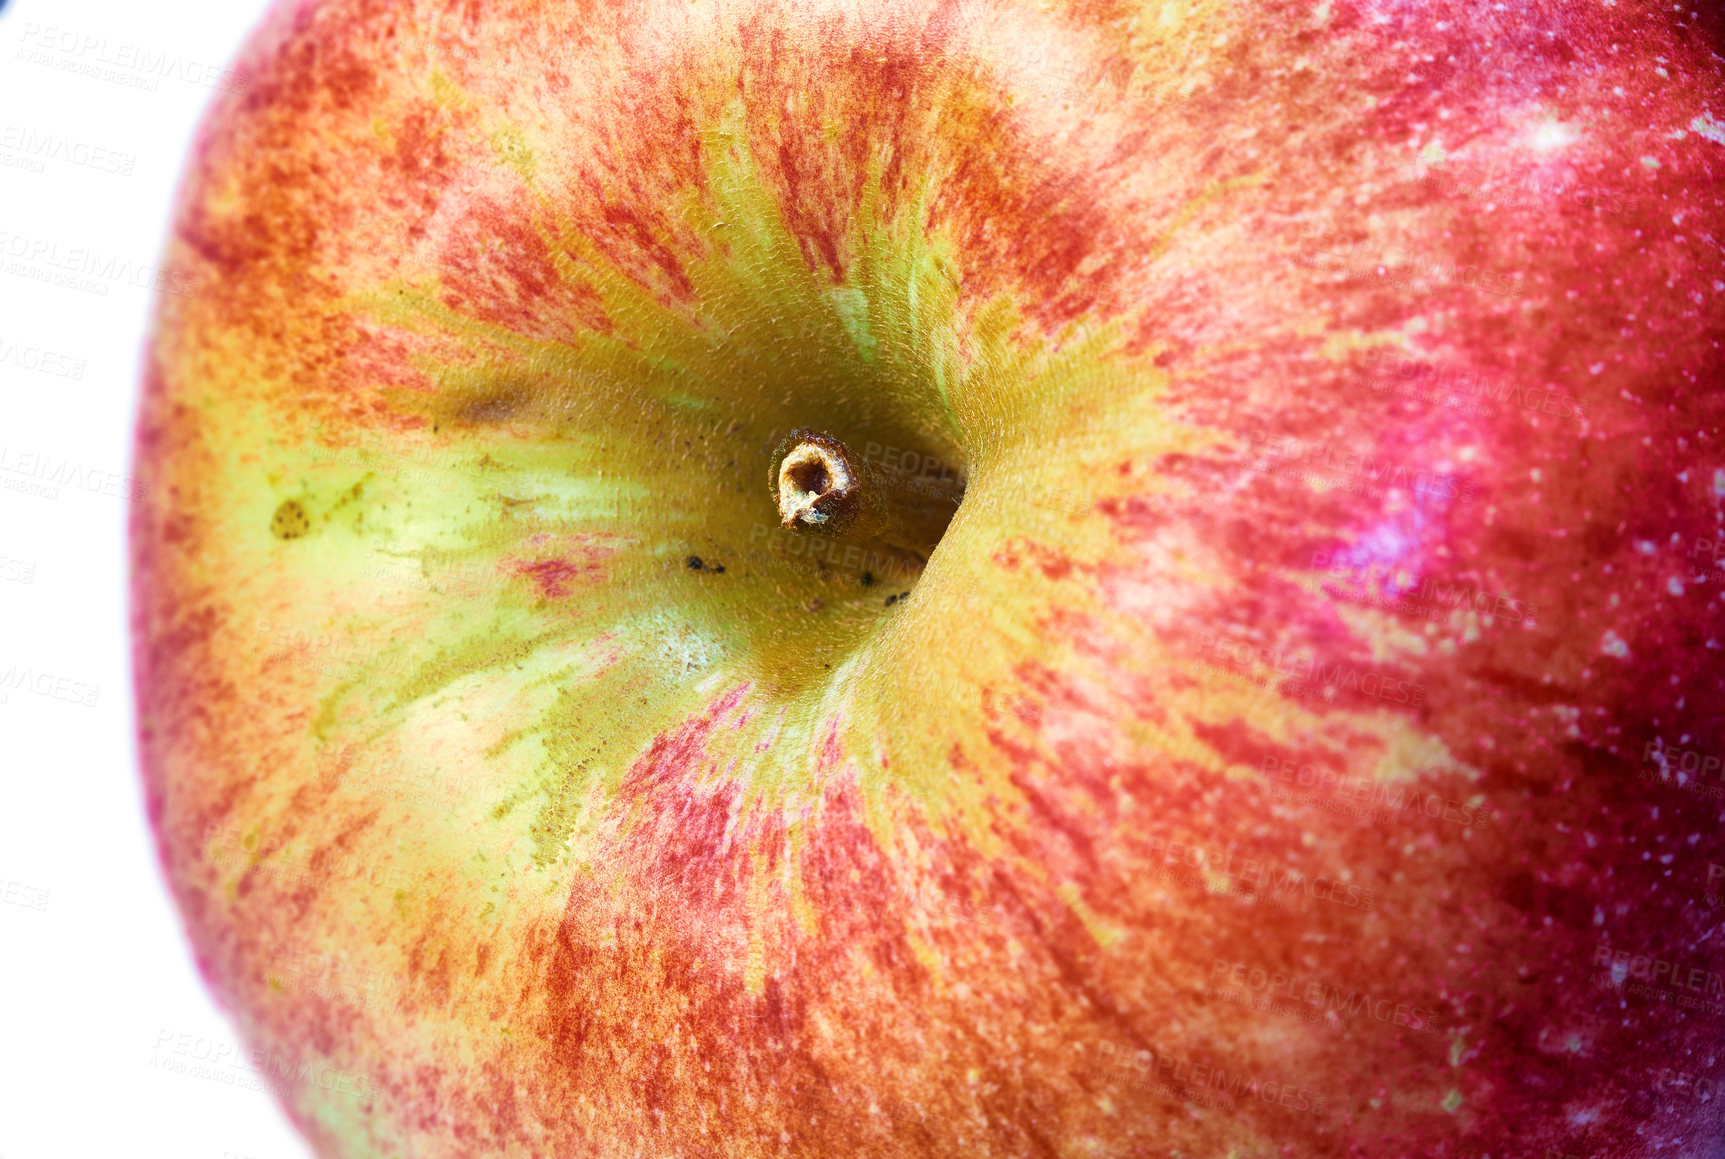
771;429;960;558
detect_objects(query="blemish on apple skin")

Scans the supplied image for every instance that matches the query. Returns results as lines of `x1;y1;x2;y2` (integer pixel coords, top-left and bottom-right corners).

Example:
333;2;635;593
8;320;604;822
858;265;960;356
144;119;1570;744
269;500;310;540
511;557;600;599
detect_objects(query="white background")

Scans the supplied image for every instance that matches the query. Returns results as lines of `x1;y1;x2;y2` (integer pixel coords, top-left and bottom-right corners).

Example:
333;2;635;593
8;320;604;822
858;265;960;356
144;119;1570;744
0;1;314;1157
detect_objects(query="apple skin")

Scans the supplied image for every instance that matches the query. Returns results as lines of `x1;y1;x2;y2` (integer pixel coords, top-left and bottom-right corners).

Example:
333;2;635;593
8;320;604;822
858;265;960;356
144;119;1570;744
130;0;1725;1155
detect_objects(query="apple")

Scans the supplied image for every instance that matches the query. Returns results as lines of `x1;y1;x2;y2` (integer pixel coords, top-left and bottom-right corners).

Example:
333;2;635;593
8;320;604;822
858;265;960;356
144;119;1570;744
131;0;1725;1154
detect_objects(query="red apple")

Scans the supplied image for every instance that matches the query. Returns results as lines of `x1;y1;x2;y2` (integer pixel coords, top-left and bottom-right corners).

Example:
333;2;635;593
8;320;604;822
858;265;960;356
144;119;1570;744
132;0;1725;1154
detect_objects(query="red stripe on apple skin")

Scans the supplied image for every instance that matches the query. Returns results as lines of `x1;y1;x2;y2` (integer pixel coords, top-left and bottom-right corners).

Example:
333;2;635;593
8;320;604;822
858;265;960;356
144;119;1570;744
162;0;1194;421
508;556;599;599
519;668;1462;1155
506;543;617;599
736;22;1136;330
535;691;1160;1157
434;195;613;346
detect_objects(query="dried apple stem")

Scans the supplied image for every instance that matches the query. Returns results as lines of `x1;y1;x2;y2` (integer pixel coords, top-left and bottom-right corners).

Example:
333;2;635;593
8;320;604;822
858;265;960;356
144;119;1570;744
770;430;960;557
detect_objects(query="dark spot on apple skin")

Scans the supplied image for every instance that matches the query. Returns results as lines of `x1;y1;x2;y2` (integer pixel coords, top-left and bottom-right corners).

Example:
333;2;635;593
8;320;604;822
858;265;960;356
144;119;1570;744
861;571;874;586
456;390;524;424
270;500;310;540
687;555;703;569
686;556;726;575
